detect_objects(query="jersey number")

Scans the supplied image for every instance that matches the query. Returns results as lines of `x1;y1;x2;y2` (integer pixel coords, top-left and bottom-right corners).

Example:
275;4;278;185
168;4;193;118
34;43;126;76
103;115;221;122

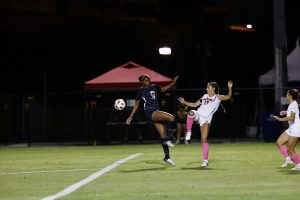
150;91;156;100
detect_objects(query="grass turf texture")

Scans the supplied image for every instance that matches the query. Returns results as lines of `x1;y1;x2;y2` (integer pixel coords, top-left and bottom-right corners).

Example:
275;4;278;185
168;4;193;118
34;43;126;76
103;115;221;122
0;143;299;200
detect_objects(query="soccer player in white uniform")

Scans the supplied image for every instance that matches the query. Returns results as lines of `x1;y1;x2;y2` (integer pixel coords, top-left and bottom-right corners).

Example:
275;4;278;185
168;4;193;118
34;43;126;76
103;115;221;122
274;89;300;170
178;81;233;167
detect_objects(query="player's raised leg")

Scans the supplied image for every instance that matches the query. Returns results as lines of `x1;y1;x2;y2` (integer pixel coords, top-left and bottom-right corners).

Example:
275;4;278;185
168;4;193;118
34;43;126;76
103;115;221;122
152;111;175;147
186;110;197;141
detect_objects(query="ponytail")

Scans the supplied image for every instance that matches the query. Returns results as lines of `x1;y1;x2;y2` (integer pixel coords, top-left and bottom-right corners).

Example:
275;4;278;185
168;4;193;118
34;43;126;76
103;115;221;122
288;89;300;104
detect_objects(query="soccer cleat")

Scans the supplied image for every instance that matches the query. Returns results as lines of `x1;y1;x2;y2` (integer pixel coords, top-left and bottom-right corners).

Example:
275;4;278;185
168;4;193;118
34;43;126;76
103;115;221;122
281;157;293;168
165;140;175;147
291;163;300;171
184;140;189;145
200;160;208;167
163;158;176;166
185;131;191;141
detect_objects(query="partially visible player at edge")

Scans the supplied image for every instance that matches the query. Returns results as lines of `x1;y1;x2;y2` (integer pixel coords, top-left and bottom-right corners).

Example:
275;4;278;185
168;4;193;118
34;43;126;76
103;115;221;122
178;81;233;167
274;89;300;171
126;74;179;166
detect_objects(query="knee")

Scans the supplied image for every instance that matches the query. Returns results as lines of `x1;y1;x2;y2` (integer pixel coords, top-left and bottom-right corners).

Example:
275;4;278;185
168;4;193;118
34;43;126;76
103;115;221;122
276;140;281;147
169;115;175;122
276;139;282;147
188;110;195;117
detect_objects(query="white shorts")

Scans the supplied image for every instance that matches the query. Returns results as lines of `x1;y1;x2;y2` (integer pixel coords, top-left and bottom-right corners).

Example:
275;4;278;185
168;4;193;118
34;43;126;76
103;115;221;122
190;110;213;126
286;125;300;137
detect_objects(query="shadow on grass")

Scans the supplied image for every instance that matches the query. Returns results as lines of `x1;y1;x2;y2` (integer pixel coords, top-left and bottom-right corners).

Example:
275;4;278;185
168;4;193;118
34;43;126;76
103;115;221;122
118;159;177;173
287;170;300;175
186;161;203;165
180;166;225;171
277;167;300;175
118;166;167;173
136;159;172;166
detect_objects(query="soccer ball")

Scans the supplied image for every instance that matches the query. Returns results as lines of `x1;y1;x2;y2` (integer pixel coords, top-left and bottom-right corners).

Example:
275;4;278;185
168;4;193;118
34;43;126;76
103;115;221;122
114;99;126;110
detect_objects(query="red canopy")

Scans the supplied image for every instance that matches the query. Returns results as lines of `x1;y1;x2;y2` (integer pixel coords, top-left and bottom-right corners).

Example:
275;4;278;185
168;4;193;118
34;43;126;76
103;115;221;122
84;61;173;90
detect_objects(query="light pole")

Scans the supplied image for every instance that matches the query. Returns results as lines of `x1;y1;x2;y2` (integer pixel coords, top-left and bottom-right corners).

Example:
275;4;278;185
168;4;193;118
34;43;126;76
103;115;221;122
273;0;288;110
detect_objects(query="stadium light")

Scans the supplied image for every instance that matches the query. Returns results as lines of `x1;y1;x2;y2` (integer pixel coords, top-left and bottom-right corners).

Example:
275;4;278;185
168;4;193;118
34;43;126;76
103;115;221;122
159;47;171;55
246;24;252;29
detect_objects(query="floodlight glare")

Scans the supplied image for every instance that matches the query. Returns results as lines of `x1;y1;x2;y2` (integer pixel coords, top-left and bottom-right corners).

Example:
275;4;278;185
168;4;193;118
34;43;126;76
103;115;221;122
246;24;252;29
159;47;171;55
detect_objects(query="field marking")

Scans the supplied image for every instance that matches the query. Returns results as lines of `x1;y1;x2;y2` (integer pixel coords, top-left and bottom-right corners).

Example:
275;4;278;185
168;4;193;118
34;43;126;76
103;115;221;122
0;169;95;176
41;153;142;200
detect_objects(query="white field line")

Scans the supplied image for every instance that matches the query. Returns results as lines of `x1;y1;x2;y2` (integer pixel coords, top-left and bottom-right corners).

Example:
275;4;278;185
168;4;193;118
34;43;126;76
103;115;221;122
0;169;95;176
41;153;142;200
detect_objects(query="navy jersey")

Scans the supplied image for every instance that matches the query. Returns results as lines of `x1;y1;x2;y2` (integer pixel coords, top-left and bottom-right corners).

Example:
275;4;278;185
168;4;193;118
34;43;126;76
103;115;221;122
136;84;161;111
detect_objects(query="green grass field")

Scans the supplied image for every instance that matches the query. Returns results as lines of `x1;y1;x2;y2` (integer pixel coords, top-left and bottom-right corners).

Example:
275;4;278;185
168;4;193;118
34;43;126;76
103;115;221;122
0;143;299;200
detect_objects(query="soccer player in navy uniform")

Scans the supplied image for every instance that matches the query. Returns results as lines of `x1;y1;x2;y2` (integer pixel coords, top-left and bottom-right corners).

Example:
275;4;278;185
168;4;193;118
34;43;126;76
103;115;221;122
126;74;179;166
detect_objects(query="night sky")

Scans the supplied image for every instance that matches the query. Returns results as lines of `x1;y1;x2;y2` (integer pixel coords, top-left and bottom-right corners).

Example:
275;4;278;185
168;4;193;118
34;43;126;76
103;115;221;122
1;0;300;94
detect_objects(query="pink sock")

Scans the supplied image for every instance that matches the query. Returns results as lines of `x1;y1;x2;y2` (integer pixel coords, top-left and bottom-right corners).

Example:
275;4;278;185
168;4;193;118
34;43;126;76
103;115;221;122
186;115;194;132
279;146;289;157
202;142;209;160
291;153;300;164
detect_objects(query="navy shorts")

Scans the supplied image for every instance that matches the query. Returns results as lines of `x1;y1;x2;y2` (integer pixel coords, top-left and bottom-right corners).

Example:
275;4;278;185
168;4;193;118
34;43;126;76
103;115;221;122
145;110;156;122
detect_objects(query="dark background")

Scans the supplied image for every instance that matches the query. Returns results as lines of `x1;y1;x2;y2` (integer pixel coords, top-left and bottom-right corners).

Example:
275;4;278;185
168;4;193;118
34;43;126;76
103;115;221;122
1;0;300;94
1;0;300;144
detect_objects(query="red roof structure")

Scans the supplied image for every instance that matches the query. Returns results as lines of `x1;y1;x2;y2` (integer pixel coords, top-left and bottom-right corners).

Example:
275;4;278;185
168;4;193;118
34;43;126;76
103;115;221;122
84;61;173;90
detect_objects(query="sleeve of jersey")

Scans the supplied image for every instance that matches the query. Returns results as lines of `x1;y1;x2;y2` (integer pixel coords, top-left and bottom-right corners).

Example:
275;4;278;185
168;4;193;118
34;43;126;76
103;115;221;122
290;103;298;113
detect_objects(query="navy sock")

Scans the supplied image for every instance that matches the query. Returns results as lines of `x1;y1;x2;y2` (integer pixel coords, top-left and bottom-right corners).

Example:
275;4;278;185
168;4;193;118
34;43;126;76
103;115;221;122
161;138;170;159
165;121;174;140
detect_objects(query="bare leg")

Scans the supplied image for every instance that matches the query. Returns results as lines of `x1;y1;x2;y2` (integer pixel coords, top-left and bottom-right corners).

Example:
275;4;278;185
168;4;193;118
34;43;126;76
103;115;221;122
152;110;174;122
277;132;289;147
152;111;175;140
153;122;166;138
200;123;210;143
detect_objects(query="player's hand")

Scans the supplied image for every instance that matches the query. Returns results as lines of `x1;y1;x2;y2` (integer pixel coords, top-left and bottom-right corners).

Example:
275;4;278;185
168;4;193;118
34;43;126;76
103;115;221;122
126;117;132;124
173;76;179;83
280;111;287;116
273;115;282;121
228;80;233;88
178;97;185;103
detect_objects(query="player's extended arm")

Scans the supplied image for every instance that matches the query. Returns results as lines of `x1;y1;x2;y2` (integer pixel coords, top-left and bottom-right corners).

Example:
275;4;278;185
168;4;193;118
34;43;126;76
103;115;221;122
126;100;140;124
161;76;179;93
178;97;201;108
218;81;233;101
274;112;295;122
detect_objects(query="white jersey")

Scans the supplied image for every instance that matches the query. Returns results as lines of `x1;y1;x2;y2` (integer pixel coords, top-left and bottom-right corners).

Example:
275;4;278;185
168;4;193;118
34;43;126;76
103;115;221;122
287;101;300;127
197;94;221;118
